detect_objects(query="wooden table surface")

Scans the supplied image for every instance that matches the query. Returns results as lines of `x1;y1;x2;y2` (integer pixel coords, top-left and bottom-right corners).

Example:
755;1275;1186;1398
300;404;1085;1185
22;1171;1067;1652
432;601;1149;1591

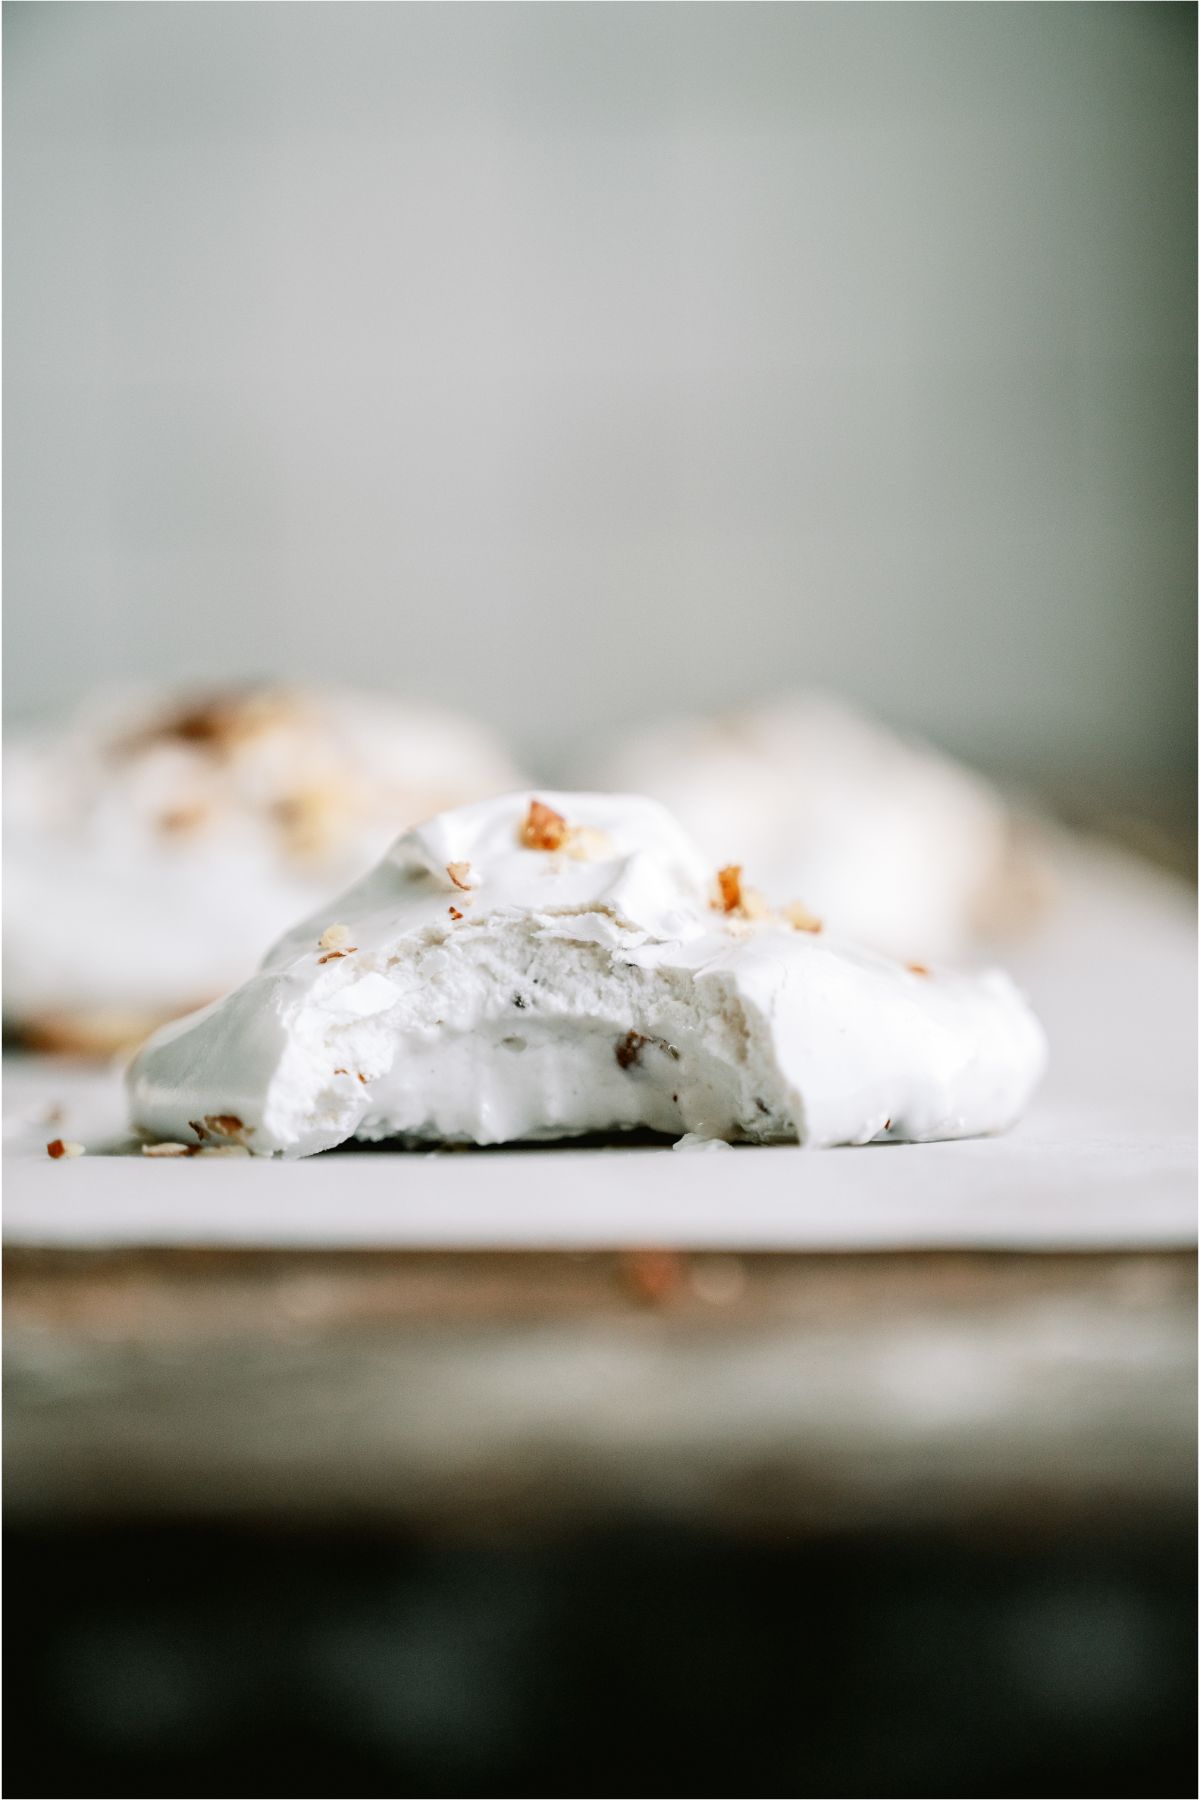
7;1243;1194;1535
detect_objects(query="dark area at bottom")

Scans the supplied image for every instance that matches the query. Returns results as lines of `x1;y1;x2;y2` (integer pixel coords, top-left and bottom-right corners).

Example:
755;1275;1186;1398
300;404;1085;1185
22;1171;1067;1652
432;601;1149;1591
4;1518;1194;1798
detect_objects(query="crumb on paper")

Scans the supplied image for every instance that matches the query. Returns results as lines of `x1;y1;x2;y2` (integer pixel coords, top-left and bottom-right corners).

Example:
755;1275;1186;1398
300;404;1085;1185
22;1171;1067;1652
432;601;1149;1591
738;885;770;920
673;1132;733;1153
141;1142;195;1158
319;923;352;951
46;1138;86;1159
318;947;357;963
446;861;474;890
783;900;823;934
907;962;931;977
448;905;463;920
520;798;570;851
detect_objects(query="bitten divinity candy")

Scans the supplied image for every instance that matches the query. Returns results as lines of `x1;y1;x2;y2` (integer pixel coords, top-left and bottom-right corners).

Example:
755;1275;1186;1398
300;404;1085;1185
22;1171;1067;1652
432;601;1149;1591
127;792;1047;1158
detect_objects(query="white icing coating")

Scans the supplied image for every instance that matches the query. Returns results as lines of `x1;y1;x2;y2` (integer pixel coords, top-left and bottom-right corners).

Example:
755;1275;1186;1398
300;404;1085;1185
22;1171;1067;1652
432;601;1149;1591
3;685;523;1031
127;790;1047;1158
594;693;1024;964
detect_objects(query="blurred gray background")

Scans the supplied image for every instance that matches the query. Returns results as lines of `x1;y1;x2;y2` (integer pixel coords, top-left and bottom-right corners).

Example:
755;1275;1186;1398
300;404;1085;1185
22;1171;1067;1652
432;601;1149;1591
4;2;1195;797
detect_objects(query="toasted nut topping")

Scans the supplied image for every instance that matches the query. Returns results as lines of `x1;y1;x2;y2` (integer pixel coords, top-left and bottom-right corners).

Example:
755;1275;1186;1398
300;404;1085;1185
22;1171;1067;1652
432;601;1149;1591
47;1138;85;1159
738;886;770;920
715;865;743;913
714;865;769;920
319;923;352;951
142;1142;195;1157
565;826;615;862
521;799;570;851
448;905;464;920
446;861;474;890
274;784;347;861
907;962;931;977
158;804;210;836
204;1114;251;1140
783;900;823;934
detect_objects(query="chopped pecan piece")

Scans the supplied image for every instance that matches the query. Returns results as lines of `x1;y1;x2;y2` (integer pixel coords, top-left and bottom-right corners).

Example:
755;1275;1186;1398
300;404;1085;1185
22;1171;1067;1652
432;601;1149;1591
565;826;614;862
204;1113;252;1140
715;865;769;920
46;1138;85;1159
520;799;570;851
158;803;210;836
715;864;743;913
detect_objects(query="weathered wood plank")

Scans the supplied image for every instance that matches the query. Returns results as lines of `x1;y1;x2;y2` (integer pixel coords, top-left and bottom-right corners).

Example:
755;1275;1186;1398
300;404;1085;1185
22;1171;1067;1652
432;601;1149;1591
6;1249;1194;1534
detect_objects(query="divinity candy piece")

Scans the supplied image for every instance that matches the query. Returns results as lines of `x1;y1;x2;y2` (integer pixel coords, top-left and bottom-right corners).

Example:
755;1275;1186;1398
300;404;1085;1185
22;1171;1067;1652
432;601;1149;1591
128;792;1047;1158
4;684;522;1052
595;693;1044;965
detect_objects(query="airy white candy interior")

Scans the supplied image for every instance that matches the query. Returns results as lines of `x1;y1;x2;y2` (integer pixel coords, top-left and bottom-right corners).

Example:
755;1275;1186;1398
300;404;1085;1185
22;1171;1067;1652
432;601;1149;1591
206;919;798;1156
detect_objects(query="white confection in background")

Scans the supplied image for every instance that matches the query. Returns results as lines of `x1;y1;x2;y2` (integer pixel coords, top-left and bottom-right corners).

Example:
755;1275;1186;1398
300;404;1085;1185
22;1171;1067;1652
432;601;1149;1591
592;692;1034;965
3;685;523;1044
127;789;1046;1158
